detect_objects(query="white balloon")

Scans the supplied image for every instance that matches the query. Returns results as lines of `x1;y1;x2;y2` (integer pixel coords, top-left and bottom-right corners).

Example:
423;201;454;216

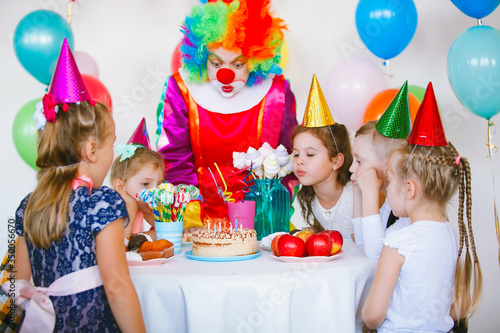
74;50;99;78
325;57;387;132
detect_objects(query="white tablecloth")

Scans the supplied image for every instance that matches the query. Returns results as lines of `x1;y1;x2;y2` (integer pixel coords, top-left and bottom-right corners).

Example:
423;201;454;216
130;240;377;333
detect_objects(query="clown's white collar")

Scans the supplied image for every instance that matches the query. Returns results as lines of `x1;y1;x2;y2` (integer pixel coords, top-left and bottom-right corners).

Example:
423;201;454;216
179;68;275;114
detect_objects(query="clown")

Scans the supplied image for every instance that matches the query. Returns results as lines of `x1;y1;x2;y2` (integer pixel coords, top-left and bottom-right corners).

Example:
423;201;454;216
156;0;297;227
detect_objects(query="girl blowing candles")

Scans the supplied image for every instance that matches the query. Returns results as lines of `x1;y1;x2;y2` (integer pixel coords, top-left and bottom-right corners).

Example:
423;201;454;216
362;83;482;332
6;40;146;332
291;75;354;237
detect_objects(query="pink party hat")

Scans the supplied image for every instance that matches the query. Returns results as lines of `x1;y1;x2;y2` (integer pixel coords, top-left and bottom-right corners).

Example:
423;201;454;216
407;82;447;146
127;118;151;149
48;38;91;104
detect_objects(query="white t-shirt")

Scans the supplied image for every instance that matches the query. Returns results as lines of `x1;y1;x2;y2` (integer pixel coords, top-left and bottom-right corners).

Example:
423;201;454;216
290;182;353;238
352;199;411;259
378;220;458;333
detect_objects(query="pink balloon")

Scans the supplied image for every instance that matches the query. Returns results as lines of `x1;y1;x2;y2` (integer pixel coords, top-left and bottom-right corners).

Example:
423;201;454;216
171;41;182;74
325;57;387;132
74;51;100;78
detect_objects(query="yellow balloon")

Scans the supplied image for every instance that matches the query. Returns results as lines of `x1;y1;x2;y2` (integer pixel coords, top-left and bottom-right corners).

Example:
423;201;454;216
280;39;288;71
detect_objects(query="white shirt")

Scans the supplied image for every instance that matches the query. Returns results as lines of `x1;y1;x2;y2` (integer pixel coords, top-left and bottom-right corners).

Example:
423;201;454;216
352;199;411;259
378;220;458;333
291;182;353;238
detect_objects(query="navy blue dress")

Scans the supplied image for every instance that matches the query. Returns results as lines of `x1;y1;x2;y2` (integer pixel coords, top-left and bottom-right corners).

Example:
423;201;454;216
16;186;128;332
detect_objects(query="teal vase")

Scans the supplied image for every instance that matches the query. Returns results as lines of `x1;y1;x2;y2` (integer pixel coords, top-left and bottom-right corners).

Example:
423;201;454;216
251;179;290;240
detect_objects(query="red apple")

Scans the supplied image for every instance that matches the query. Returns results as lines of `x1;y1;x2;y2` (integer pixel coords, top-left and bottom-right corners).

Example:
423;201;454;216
277;234;306;257
305;233;332;256
320;230;343;255
271;234;284;256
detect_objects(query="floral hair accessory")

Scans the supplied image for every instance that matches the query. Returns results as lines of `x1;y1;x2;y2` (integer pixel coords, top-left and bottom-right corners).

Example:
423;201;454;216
115;143;143;162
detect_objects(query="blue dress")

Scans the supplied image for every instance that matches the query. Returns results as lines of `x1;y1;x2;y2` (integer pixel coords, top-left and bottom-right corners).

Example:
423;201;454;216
16;186;129;333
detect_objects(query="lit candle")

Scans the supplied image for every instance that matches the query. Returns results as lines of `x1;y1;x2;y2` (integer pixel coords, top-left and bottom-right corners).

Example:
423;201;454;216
235;219;238;232
219;221;221;232
213;224;216;233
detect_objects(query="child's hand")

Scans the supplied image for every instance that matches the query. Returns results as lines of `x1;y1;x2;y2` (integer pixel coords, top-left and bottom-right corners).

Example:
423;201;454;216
356;168;383;194
116;188;139;217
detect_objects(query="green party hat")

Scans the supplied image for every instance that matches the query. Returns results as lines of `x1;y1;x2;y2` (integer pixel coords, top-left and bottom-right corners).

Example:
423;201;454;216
375;81;411;139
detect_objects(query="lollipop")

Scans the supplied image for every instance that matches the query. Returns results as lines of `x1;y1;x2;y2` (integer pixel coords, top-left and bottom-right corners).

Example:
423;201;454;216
263;153;280;179
275;144;289;166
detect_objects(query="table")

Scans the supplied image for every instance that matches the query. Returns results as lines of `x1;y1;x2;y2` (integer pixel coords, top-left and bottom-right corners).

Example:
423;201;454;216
130;240;377;333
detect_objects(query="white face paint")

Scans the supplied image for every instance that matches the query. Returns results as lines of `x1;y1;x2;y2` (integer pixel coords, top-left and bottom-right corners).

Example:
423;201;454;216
207;47;250;98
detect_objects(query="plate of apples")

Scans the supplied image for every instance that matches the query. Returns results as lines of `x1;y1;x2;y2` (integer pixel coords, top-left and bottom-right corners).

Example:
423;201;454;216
269;230;344;262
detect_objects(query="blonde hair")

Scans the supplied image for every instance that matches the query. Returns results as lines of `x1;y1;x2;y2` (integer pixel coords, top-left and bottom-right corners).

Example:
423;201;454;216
291;123;353;232
355;120;405;161
24;102;113;248
390;143;482;324
110;147;165;184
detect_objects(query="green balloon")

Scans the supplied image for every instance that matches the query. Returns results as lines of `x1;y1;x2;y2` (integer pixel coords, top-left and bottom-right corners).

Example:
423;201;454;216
12;98;40;170
408;85;426;102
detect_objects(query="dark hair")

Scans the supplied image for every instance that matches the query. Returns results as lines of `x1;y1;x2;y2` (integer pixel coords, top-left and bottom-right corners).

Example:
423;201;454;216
291;123;353;232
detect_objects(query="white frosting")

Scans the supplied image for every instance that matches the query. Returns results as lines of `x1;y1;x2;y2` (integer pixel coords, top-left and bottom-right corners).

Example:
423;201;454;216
126;251;143;261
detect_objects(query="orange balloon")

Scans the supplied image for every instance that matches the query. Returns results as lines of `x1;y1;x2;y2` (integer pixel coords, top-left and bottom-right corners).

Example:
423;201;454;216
363;89;420;124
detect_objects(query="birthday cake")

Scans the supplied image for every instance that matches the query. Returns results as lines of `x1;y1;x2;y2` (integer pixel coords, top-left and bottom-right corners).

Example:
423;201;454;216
191;228;258;257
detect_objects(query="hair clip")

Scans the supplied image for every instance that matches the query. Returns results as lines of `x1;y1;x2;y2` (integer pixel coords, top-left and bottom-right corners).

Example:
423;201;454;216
115;143;143;162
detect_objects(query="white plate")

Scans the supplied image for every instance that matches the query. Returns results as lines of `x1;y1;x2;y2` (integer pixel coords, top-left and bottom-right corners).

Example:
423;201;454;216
270;250;344;262
257;241;272;251
185;250;262;262
127;257;173;267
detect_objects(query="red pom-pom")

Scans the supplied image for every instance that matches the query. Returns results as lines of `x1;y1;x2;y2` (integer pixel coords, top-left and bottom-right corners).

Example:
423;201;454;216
216;68;235;84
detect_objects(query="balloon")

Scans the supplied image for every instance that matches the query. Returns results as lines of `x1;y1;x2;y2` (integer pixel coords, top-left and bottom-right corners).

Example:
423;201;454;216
450;0;500;19
325;57;387;132
355;0;418;60
171;41;182;74
74;51;99;78
81;74;113;110
447;25;500;120
12;98;40;170
363;89;420;124
13;10;75;85
408;85;426;102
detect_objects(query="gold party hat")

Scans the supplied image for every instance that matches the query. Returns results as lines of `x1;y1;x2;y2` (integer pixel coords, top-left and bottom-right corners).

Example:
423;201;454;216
302;74;335;127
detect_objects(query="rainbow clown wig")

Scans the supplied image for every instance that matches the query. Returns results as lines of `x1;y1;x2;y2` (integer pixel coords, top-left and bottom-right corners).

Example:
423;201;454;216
180;0;286;87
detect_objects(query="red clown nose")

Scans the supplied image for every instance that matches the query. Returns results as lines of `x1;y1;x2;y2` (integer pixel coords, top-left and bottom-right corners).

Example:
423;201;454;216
216;68;235;84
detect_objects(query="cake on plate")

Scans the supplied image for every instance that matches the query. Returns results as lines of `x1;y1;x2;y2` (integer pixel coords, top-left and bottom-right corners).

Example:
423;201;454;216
191;228;257;257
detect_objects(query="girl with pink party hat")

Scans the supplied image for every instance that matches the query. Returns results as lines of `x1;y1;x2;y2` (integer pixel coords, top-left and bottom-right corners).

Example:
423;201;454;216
110;118;166;246
362;83;482;333
6;39;145;332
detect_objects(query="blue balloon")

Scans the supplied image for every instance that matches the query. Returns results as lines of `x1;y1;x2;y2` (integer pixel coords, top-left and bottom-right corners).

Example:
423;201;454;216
451;0;500;19
447;26;500;120
355;0;418;60
13;10;74;85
